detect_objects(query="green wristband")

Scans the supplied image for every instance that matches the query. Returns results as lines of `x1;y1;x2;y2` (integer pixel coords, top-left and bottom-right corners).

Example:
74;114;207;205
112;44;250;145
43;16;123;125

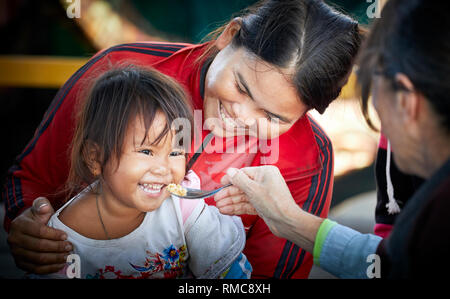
313;219;337;266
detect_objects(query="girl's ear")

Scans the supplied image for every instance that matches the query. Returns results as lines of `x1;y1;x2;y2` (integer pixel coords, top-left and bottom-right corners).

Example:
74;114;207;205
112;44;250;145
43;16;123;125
84;141;102;177
215;17;242;50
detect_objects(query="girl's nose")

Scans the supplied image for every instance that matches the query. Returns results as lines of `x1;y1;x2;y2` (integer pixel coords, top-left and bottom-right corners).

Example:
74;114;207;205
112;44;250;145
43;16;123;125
150;158;170;176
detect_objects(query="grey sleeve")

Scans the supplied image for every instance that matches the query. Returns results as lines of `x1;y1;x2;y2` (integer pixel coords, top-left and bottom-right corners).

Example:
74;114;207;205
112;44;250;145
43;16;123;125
185;204;246;278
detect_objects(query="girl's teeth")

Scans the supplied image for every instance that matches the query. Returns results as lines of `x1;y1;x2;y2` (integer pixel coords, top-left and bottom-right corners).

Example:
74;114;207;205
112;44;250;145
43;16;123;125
140;183;164;193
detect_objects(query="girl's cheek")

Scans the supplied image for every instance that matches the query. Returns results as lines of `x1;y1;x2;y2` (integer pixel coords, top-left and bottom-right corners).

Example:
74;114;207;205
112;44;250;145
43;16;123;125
170;159;186;183
177;166;187;182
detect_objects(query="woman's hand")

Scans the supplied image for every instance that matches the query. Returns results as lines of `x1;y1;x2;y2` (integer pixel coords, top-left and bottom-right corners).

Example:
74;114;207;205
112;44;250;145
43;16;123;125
7;197;73;274
214;166;323;253
215;166;303;238
214;179;258;216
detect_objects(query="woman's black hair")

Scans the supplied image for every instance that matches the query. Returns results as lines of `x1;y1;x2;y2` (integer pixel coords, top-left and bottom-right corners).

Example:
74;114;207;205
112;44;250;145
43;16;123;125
202;0;362;114
358;0;450;132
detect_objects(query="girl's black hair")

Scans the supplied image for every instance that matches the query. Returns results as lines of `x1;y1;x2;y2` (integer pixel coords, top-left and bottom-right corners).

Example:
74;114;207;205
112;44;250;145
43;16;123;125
202;0;363;114
68;65;193;194
358;0;450;132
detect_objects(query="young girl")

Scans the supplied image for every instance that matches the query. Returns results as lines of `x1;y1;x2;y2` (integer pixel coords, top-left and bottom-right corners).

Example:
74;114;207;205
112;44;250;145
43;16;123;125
38;65;251;279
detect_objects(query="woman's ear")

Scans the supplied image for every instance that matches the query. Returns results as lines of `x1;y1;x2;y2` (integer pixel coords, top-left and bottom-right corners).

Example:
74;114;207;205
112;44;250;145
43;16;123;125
215;17;242;50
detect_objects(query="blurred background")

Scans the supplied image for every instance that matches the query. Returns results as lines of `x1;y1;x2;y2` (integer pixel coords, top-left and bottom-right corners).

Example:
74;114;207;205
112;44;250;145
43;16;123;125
0;0;385;278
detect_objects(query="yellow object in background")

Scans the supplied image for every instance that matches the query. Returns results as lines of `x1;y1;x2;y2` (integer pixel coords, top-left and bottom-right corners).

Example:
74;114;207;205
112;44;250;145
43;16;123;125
0;55;88;89
0;54;360;100
339;71;358;100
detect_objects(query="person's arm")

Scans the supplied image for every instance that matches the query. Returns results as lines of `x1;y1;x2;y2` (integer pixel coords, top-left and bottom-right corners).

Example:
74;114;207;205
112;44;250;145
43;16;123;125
3;48;112;274
237;175;330;278
220;253;252;279
314;220;382;278
216;134;334;278
183;201;250;278
179;171;251;279
3;60;90;271
216;166;383;279
181;197;250;278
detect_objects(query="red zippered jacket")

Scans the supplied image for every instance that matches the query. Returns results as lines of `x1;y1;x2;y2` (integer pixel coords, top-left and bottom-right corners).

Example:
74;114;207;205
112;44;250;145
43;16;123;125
2;42;334;279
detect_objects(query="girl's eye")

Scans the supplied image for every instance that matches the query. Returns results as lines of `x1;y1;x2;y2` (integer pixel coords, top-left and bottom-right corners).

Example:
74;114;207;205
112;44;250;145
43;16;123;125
139;149;153;156
170;150;185;157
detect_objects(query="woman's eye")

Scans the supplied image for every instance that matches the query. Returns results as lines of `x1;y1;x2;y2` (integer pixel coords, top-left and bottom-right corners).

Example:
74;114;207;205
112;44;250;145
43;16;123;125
264;111;277;122
264;113;273;121
235;82;246;95
139;149;152;155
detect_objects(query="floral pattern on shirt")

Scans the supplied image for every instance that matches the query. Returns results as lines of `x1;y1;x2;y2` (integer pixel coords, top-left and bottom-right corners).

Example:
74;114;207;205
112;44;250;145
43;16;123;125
85;244;188;279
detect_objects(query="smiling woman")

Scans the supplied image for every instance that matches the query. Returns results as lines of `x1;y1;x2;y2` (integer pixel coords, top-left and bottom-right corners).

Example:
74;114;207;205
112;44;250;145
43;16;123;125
204;45;304;139
201;0;361;138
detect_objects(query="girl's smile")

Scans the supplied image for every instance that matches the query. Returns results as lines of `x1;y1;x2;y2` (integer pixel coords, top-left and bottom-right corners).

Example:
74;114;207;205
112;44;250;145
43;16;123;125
138;183;166;197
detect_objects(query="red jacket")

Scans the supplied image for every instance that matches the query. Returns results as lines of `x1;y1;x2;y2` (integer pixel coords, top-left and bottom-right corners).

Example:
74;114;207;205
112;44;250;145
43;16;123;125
2;42;334;279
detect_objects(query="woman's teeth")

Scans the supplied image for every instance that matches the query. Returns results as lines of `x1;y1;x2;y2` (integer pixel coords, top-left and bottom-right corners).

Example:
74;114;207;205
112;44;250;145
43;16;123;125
139;183;164;194
219;102;237;127
219;102;249;130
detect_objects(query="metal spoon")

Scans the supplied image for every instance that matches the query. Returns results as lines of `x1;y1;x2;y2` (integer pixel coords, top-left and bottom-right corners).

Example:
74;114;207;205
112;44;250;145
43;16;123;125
169;183;233;199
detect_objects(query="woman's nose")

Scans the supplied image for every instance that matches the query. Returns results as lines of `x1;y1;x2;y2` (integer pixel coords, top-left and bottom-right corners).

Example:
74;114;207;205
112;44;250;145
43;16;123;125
232;102;254;125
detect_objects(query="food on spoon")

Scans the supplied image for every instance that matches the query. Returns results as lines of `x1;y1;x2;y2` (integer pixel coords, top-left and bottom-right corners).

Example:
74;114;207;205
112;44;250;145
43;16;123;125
167;183;187;196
